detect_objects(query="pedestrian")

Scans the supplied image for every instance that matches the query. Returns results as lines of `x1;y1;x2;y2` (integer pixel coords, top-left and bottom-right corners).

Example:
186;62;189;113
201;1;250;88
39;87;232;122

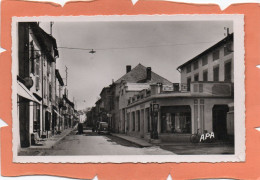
78;111;85;134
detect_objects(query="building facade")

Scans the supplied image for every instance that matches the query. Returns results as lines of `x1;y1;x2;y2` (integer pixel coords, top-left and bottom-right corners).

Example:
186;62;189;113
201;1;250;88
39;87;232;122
124;34;234;142
94;64;172;133
16;22;76;150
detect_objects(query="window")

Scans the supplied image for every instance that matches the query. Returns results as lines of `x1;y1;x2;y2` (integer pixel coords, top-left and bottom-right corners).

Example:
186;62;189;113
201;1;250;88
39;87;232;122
35;53;40;91
202;56;208;66
194;74;199;82
193;60;198;70
30;41;35;74
187;77;191;91
224;43;232;56
49;83;52;102
186;64;191;73
213;66;219;81
225;61;232;81
146;108;151;132
33;104;41;134
203;70;208;81
132;112;135;131
137;111;140;131
213;50;220;61
160;106;191;134
43;76;47;98
47;62;51;75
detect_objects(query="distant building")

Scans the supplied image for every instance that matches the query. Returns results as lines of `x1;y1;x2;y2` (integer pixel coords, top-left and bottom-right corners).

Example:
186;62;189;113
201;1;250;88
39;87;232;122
55;69;64;132
125;34;234;142
97;63;172;133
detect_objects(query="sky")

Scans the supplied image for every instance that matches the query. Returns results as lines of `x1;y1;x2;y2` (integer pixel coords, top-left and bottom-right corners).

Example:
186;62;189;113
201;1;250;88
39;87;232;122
39;20;233;110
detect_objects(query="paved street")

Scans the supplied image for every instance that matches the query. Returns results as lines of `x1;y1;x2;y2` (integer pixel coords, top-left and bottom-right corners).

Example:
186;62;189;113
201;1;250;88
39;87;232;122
40;128;175;156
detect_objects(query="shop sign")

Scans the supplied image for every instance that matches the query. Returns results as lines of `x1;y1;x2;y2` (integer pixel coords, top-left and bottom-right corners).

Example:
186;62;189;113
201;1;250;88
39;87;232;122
162;85;173;91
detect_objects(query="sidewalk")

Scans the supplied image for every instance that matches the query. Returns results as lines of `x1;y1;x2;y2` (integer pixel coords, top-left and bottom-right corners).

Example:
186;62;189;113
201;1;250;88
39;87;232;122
18;126;76;156
111;133;152;147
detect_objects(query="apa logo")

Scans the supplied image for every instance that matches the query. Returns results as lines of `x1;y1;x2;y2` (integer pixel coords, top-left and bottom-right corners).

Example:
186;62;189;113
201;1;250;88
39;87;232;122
200;132;215;142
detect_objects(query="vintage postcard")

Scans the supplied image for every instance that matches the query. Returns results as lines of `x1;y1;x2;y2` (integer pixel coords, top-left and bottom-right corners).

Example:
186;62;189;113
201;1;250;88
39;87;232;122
11;15;245;163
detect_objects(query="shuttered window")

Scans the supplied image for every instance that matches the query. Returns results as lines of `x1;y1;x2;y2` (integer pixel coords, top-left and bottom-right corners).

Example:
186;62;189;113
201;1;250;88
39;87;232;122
186;64;191;73
194;74;199;82
202;56;208;66
225;61;232;81
30;41;35;74
213;50;220;61
193;60;199;70
203;70;208;81
35;53;40;91
213;66;219;81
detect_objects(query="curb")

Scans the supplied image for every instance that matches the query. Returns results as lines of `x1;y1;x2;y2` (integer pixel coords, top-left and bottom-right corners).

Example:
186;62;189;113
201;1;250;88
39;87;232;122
110;133;152;148
49;127;75;149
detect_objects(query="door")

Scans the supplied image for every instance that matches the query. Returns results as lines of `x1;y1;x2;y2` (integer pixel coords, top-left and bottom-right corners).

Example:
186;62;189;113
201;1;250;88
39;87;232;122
213;105;229;140
19;96;30;147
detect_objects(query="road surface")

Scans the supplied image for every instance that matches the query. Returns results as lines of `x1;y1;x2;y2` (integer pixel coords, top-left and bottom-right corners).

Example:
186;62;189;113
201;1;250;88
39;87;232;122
42;129;175;155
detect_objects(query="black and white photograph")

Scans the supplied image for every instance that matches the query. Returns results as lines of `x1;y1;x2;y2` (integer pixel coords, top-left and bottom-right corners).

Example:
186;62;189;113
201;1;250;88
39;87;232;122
12;15;245;163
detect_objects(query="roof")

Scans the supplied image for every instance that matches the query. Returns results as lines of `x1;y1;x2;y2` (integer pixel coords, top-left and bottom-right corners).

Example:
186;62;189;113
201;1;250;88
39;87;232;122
29;22;59;62
115;63;172;85
99;87;110;96
177;33;234;70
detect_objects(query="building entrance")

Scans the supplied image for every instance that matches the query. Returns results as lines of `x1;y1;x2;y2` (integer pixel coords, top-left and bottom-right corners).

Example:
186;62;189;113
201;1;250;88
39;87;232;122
19;96;30;147
213;105;229;140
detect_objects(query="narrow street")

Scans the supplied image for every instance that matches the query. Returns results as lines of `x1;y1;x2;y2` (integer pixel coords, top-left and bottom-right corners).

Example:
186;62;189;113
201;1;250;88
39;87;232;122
41;127;175;156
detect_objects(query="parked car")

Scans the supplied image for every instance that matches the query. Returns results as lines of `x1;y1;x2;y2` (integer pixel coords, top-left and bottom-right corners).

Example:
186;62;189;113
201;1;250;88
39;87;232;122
97;122;109;135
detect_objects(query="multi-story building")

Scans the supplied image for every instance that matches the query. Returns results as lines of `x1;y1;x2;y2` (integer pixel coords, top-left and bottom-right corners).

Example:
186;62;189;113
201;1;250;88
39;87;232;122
62;92;75;129
178;33;233;88
125;34;234;142
55;69;64;132
17;22;60;149
97;64;172;133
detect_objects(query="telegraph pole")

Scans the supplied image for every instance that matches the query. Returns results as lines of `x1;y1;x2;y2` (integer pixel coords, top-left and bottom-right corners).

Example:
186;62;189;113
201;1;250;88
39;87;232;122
65;65;68;86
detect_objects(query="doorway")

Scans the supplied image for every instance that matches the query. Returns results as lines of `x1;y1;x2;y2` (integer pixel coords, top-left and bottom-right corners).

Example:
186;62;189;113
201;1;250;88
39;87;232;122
19;96;30;148
213;105;229;140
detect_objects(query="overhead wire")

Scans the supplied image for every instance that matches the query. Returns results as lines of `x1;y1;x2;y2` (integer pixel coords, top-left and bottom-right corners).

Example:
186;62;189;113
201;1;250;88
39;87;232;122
57;41;217;51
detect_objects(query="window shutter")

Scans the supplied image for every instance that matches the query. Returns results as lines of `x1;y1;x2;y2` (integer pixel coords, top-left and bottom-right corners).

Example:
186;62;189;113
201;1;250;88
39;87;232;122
30;41;35;74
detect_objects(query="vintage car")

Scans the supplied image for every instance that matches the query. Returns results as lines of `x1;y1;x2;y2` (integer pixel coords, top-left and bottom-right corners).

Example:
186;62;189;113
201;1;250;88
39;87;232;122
97;122;109;135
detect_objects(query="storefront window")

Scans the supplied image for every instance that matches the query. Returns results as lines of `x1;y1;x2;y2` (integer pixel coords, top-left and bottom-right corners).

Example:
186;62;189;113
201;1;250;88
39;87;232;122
33;103;40;135
161;106;191;134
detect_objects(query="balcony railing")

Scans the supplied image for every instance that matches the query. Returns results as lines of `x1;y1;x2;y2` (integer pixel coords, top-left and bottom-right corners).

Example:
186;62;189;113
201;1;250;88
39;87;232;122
190;82;233;96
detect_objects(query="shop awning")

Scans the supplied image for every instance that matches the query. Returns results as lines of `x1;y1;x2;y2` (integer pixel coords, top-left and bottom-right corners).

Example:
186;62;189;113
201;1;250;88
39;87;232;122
17;81;40;104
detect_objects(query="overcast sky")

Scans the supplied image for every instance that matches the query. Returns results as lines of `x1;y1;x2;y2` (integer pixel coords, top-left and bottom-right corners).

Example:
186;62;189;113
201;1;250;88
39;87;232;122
39;20;232;110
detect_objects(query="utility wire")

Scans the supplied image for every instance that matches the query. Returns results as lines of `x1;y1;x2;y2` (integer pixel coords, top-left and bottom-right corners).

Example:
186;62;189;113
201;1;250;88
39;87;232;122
57;41;217;51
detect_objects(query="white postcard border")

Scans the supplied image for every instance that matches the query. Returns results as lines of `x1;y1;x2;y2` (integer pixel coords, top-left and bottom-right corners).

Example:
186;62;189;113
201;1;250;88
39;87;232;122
12;14;245;163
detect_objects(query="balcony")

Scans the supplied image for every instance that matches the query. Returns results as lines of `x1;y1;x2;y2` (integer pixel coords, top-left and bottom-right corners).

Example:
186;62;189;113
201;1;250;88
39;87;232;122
127;81;233;106
190;81;233;97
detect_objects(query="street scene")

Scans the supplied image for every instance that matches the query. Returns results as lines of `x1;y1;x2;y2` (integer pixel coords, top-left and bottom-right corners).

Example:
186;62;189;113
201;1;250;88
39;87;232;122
15;18;235;157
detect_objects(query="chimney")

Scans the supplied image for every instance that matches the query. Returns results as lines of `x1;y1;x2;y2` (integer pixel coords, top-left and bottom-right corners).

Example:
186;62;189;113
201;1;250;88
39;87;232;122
146;67;151;81
126;65;131;73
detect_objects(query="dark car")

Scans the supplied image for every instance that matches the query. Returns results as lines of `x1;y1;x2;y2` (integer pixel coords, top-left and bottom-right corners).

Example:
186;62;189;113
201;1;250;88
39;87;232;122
97;122;109;135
